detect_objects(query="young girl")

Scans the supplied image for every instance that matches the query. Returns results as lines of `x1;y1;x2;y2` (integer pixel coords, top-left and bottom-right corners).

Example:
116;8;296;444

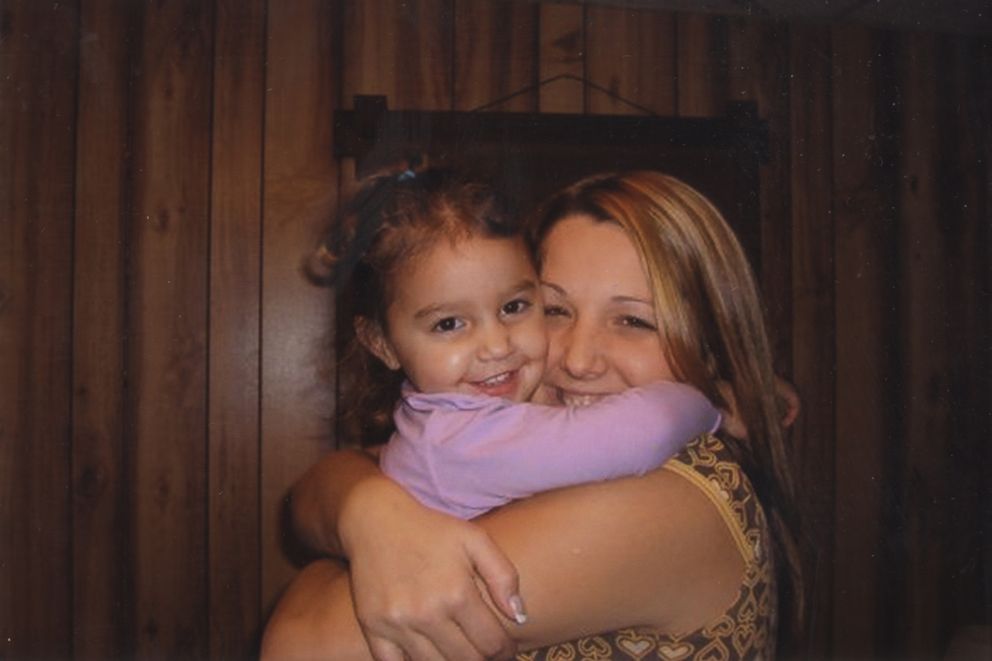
311;166;720;521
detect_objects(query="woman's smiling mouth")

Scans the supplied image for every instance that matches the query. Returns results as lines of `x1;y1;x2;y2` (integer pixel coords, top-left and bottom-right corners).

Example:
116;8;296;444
557;389;607;408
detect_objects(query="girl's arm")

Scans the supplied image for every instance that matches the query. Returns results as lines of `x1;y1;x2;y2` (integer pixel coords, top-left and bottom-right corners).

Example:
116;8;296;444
384;381;719;517
267;459;744;659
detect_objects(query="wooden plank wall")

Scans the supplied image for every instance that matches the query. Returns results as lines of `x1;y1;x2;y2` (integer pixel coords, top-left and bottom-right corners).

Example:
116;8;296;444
1;1;988;658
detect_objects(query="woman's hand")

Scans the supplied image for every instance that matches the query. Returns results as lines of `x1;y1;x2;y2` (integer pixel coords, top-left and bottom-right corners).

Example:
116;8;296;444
338;477;522;661
288;448;522;658
340;474;523;660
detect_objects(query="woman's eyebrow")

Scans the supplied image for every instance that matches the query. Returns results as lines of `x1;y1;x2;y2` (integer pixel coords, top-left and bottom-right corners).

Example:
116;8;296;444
612;295;654;306
539;281;566;296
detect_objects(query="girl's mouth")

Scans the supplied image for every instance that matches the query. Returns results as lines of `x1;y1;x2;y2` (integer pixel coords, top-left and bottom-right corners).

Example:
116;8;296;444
471;370;519;398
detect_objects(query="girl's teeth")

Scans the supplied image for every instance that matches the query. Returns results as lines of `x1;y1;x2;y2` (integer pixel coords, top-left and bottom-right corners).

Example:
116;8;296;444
480;372;511;386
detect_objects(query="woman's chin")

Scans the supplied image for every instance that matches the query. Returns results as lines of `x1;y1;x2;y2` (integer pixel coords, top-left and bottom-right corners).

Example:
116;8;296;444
531;383;562;405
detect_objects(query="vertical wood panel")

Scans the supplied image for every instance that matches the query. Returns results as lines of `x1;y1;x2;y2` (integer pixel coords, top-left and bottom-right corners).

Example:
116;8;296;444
896;32;952;657
585;5;676;115
0;2;78;658
788;26;835;658
940;36;992;633
129;1;213;655
72;1;134;657
829;24;896;659
538;3;584;113
209;0;265;655
453;0;537;112
726;18;793;370
950;36;992;634
262;0;338;614
676;13;727;117
342;0;453;110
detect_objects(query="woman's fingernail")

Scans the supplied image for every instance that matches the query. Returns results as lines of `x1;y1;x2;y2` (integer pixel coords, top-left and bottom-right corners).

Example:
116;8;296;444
510;595;527;624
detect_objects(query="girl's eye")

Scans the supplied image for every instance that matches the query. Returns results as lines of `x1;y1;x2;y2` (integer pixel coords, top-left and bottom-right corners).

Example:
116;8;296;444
501;298;531;316
619;315;657;331
544;305;570;318
432;317;464;333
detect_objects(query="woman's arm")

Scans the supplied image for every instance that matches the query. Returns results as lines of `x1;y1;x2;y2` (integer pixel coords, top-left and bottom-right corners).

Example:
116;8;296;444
286;449;524;660
476;466;745;647
291;448;382;556
268;461;745;657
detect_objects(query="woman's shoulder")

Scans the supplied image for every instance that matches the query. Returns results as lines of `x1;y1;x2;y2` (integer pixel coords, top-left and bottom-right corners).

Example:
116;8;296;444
474;434;759;650
514;435;779;660
661;433;770;567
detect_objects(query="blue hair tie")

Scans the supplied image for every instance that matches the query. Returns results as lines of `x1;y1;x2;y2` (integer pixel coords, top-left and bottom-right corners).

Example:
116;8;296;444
397;169;416;182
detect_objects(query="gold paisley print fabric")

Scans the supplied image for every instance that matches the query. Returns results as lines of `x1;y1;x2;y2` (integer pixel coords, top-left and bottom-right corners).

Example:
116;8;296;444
518;434;777;661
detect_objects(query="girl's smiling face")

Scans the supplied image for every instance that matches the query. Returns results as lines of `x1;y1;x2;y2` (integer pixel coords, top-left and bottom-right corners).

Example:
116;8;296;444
539;214;675;405
366;234;547;401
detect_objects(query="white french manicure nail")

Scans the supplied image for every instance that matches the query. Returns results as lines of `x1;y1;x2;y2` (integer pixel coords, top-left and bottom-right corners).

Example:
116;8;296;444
510;595;527;624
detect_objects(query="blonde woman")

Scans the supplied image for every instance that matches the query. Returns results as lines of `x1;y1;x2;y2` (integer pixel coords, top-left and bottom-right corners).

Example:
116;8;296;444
263;171;804;661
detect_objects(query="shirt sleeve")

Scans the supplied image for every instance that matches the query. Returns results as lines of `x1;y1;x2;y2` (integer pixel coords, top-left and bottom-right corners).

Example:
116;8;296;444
387;381;720;519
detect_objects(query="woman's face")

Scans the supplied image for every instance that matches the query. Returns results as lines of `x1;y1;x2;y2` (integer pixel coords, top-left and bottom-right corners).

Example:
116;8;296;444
538;213;675;406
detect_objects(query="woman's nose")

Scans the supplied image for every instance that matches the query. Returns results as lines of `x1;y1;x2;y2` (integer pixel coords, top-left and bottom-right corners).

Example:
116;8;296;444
560;321;606;379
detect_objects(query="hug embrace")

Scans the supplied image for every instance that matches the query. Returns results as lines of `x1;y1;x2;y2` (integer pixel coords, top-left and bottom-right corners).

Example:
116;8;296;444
261;167;804;661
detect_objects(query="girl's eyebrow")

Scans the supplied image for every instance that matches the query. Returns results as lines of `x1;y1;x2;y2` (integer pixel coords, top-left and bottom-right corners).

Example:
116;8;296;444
413;302;456;320
506;278;539;295
414;280;539;320
539;281;565;296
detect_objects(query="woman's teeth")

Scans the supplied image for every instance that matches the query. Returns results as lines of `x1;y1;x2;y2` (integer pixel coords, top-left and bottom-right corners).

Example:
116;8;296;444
561;392;600;407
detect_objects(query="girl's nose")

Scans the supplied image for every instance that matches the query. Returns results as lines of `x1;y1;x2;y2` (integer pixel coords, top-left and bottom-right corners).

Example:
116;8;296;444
560;321;606;379
478;321;512;360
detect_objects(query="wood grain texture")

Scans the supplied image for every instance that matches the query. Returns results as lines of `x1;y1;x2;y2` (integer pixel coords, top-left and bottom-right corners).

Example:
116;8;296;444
585;5;676;115
342;0;453;110
128;1;213;655
209;0;265;655
0;2;78;658
895;32;952;658
829;24;896;659
676;13;727;117
261;0;339;614
0;2;989;657
538;3;584;113
72;1;134;657
726;18;793;372
788;25;836;658
453;0;537;112
947;36;992;634
939;36;992;634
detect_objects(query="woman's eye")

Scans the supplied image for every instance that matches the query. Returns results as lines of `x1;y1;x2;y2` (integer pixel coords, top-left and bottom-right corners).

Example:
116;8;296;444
501;298;531;316
619;315;657;331
432;317;464;333
543;305;570;318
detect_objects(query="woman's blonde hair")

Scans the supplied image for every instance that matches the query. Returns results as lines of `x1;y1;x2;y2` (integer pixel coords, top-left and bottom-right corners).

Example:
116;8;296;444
532;171;805;649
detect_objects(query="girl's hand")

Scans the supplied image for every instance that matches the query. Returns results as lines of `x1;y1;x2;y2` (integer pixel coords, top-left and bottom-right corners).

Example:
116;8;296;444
716;376;801;439
340;475;523;660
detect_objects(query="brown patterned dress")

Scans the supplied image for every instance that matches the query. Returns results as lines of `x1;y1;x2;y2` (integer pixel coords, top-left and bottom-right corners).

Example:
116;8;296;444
517;434;777;661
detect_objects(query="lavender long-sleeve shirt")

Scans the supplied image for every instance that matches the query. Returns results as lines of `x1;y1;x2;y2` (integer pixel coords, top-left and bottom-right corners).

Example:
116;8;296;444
379;381;721;519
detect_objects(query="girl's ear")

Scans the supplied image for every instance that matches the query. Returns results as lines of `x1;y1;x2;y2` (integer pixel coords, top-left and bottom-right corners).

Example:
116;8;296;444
354;316;401;371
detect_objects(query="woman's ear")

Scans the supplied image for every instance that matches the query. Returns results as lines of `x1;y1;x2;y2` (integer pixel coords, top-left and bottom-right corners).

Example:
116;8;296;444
354;316;401;371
